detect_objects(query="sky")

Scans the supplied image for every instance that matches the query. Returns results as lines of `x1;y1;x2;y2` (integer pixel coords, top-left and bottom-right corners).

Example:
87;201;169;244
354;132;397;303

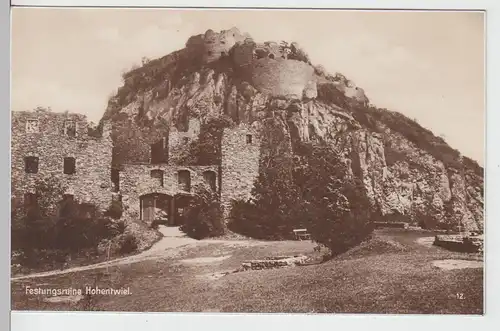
11;8;485;164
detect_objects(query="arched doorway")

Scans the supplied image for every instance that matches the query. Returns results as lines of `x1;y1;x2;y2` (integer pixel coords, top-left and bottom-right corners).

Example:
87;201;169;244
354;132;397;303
140;193;172;224
173;194;193;226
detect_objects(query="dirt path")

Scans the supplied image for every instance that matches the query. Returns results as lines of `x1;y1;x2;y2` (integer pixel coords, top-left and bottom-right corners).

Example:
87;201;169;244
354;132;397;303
11;226;257;282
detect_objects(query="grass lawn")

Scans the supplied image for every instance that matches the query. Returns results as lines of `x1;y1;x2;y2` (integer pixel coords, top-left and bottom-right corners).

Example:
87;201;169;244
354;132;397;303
11;229;483;314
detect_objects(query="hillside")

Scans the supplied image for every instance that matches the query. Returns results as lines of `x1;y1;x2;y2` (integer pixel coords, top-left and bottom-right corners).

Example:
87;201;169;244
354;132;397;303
101;27;484;232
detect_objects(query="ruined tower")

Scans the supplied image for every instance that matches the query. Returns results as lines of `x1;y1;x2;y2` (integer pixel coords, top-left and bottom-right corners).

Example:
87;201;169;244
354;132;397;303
220;124;261;220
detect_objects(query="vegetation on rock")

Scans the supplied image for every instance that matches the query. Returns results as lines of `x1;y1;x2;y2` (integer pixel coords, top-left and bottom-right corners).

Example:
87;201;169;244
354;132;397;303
350;104;481;176
229;116;374;253
175;115;235;165
228;116;303;239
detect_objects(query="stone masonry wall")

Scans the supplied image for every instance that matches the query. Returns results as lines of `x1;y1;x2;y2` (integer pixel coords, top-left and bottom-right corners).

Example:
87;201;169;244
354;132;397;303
11;110;113;211
168;118;201;164
186;27;247;64
220;124;261;220
249;58;316;99
120;164;219;219
232;39;317;100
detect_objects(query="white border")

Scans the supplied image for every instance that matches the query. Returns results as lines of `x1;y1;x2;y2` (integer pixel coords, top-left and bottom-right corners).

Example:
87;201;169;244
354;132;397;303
6;0;500;330
5;0;494;9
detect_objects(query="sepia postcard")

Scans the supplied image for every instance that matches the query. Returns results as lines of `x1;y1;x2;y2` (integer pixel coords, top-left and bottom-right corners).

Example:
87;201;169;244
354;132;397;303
10;7;485;315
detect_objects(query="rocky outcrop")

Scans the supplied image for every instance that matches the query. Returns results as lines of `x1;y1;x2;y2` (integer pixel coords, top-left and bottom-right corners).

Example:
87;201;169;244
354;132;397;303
102;27;484;232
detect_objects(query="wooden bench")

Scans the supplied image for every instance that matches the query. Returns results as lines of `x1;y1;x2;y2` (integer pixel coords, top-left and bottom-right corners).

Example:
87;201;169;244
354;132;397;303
293;229;311;241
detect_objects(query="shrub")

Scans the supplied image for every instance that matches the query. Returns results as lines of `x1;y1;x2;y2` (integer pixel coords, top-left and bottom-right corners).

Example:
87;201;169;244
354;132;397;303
119;234;138;254
227;168;303;240
104;199;123;220
54;204;116;252
181;185;224;239
150;219;162;230
228;200;255;237
110;220;126;236
11;177;63;253
11;177;124;264
289;42;311;64
317;83;349;108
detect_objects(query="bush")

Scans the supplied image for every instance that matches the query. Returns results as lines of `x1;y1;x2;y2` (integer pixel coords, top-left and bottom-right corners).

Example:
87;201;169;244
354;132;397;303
11;177;124;265
180;185;224;239
54;216;116;252
104;199;123;220
228;200;259;238
317;83;349;108
110;220;126;235
150;219;163;230
227;184;303;240
119;234;138;254
16;249;70;269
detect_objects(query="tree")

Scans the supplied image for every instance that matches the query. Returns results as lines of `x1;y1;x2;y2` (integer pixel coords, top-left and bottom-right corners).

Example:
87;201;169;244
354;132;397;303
181;185;224;239
11;176;64;262
228;116;303;239
294;142;374;255
279;41;290;55
228;117;373;252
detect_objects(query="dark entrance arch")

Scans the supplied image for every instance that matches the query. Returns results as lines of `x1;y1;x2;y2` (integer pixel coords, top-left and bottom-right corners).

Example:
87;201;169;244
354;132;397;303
140;193;172;224
173;194;193;226
139;192;194;226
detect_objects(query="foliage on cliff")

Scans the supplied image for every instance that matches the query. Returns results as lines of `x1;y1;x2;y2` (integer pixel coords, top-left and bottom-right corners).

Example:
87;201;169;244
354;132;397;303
111;112;169;167
174;115;235;165
228;117;302;239
348;104;482;176
229;116;374;250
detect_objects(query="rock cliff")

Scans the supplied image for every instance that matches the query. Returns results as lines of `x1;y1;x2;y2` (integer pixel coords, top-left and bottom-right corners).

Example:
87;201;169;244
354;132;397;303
102;27;484;232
